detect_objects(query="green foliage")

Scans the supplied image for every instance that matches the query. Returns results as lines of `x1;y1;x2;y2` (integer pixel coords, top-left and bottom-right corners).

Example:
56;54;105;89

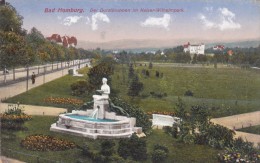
0;104;32;131
87;61;114;90
128;63;135;79
71;80;94;96
127;75;144;97
0;3;25;35
100;140;116;156
149;62;153;69
118;139;131;159
128;134;147;161
153;144;169;154
0;31;30;68
111;98;151;132
184;90;193;96
151;149;168;163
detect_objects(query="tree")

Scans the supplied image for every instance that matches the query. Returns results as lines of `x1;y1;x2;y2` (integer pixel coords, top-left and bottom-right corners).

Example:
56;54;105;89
127;75;143;97
128;134;147;161
0;31;30;79
118;139;131;159
0;3;26;35
128;63;135;79
87;61;114;90
149;62;153;69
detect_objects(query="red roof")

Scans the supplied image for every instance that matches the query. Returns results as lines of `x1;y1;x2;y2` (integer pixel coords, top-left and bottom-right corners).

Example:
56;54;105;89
47;34;62;43
47;34;77;47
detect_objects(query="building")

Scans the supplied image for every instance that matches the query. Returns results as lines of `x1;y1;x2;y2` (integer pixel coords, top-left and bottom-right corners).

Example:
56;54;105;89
213;45;225;51
227;50;233;56
183;42;205;55
46;34;77;48
0;0;5;5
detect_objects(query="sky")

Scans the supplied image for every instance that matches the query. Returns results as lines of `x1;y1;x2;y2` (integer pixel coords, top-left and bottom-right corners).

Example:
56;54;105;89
8;0;260;43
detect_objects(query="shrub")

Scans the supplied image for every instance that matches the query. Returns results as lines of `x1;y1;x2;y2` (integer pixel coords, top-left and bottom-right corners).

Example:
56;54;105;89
129;134;147;161
111;98;151;133
154;144;169;154
118;139;131;159
151;149;168;163
184;90;193;96
0;104;32;131
100;140;116;156
71;80;94;96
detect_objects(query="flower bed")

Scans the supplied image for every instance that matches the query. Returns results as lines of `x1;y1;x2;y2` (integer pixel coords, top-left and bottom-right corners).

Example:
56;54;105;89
218;151;260;162
21;135;76;151
0;114;32;123
44;97;84;106
147;111;175;116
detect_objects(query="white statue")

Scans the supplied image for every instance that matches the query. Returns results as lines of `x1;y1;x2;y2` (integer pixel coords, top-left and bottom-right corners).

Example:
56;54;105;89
93;78;110;101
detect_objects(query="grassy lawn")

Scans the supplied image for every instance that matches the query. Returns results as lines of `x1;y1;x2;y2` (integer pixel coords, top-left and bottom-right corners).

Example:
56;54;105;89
1;116;220;163
237;125;260;135
5;64;260;117
112;64;260;117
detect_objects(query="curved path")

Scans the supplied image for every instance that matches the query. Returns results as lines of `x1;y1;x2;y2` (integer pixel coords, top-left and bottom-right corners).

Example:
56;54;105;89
211;111;260;147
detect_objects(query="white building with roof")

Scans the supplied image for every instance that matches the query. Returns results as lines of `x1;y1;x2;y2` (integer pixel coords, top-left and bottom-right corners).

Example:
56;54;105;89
183;42;205;55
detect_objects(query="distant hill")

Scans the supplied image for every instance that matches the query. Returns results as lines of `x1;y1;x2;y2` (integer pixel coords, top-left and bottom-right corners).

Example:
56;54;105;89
77;39;260;51
205;40;260;49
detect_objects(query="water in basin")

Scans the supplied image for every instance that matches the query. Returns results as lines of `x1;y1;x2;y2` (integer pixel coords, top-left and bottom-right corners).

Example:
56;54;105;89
66;114;118;122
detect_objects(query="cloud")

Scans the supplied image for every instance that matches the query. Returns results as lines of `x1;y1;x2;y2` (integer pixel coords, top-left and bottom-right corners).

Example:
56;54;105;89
198;7;241;31
198;14;215;29
85;17;90;24
218;8;241;30
63;16;83;26
91;12;110;31
204;7;213;12
140;14;171;30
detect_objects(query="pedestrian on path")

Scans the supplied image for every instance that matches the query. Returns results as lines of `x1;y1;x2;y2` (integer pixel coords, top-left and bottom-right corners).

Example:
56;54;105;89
31;72;36;84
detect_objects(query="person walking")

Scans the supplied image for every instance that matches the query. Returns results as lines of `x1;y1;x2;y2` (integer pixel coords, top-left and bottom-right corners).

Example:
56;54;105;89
31;72;36;84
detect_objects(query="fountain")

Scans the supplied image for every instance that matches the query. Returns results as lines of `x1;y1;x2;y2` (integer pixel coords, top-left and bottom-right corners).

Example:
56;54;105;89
50;78;142;139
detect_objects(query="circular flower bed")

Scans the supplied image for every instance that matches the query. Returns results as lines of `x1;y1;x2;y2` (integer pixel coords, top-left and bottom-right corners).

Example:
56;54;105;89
21;135;76;151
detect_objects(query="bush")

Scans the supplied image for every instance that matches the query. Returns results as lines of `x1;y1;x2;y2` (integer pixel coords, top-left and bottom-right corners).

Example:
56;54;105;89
154;144;169;154
118;139;131;159
184;90;193;96
111;98;151;133
100;140;116;156
151;149;168;163
0;104;32;131
71;80;94;96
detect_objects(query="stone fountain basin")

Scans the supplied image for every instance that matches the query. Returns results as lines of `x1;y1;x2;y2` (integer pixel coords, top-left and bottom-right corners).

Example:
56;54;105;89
50;110;142;139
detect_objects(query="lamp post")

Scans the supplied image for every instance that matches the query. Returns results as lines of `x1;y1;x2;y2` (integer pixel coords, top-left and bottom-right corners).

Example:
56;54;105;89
4;65;7;83
26;65;29;91
43;66;46;84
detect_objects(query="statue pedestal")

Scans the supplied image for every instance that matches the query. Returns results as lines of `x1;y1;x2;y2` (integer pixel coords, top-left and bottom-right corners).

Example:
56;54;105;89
93;99;109;119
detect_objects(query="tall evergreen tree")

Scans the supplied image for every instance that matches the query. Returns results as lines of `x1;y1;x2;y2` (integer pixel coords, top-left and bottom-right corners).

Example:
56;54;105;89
127;75;143;97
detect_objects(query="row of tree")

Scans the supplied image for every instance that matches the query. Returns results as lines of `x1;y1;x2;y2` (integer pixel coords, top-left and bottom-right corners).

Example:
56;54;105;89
0;3;96;72
122;45;260;66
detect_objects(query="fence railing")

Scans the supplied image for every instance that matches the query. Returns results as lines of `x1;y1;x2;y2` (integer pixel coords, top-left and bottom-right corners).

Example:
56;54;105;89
0;59;90;86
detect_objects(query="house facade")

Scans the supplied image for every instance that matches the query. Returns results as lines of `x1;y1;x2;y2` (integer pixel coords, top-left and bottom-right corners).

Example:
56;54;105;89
183;42;205;55
47;34;77;48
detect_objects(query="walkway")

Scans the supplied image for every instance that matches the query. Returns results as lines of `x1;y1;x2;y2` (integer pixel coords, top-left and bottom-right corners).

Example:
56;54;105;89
0;63;84;162
211;111;260;147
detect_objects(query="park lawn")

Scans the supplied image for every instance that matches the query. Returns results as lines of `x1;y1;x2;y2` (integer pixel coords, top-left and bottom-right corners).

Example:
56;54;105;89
237;125;260;135
5;64;260;117
111;64;260;117
1;116;220;163
5;75;92;107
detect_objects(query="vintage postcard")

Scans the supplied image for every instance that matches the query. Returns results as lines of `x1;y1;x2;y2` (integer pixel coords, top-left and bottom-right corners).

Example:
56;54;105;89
0;0;260;162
